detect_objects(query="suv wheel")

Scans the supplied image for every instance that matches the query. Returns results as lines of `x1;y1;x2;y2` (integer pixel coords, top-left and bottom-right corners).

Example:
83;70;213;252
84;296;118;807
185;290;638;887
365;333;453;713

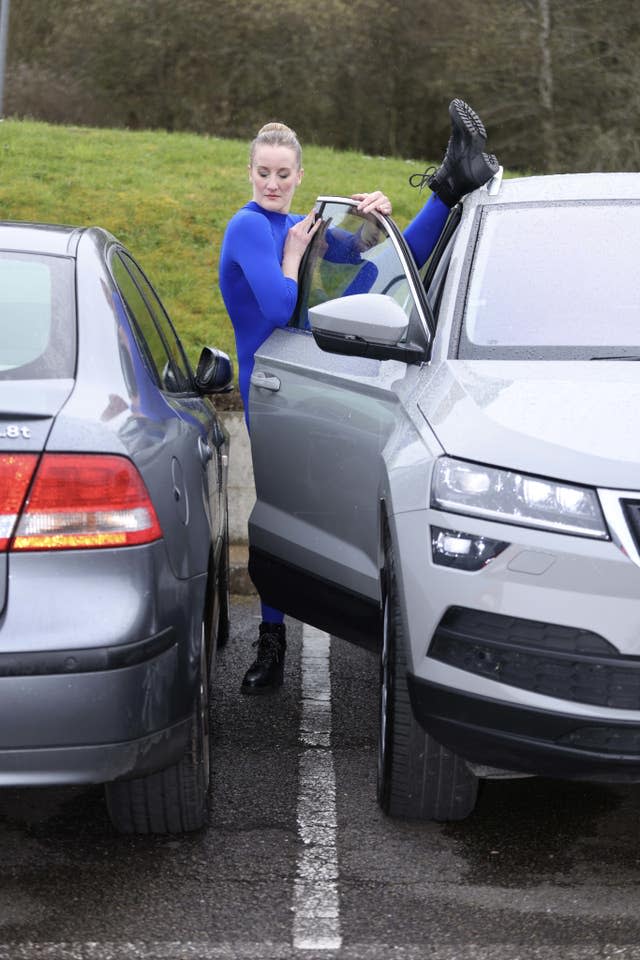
377;530;478;821
105;624;211;834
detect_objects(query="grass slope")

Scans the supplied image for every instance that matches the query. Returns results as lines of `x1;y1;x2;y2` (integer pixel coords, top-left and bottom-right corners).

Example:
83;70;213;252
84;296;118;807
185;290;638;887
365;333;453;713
0;119;442;377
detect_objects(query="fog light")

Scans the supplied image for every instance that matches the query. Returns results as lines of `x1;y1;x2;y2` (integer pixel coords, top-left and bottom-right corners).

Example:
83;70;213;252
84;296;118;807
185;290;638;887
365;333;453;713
431;526;509;571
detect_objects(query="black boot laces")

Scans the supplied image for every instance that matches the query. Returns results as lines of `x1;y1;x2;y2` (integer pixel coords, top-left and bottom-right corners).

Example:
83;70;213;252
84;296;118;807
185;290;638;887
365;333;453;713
409;164;437;191
252;632;283;663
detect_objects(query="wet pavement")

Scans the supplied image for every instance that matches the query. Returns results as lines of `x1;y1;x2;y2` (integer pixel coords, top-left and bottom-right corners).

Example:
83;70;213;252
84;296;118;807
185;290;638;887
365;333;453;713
0;597;640;958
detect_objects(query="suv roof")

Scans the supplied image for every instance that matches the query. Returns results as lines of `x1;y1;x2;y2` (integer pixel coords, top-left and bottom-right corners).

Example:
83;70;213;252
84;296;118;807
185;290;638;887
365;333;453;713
473;171;640;209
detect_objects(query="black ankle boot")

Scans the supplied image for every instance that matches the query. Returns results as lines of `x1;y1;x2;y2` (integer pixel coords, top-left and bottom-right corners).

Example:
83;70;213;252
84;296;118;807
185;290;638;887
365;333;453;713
240;621;286;694
411;99;500;207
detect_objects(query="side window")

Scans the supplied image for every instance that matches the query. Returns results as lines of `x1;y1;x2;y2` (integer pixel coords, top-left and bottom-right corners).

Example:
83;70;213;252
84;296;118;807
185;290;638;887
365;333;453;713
122;254;193;391
111;252;189;393
293;203;420;336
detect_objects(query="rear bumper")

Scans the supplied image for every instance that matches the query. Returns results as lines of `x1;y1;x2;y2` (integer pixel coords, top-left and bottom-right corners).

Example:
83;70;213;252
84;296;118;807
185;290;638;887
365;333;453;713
0;543;205;785
0;718;192;787
0;628;195;785
408;675;640;782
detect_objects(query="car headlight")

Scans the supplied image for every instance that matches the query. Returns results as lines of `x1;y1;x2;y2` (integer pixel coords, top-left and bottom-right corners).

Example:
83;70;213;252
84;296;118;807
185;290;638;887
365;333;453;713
431;457;607;539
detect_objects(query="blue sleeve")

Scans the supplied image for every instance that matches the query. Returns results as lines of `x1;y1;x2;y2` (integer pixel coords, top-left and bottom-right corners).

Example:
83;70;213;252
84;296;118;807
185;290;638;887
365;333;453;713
324;227;363;264
225;212;298;327
402;194;450;269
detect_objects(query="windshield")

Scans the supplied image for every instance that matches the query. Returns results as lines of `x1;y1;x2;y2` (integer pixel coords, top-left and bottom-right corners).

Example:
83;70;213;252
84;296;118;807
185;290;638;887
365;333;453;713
459;202;640;359
0;253;76;380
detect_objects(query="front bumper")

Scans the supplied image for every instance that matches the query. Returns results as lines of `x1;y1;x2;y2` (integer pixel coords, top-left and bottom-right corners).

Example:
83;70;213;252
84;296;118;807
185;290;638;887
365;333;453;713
392;505;640;781
408;675;640;782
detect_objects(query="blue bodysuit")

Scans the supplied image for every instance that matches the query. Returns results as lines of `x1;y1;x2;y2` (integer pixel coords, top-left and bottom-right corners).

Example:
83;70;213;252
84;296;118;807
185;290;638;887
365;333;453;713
218;193;450;623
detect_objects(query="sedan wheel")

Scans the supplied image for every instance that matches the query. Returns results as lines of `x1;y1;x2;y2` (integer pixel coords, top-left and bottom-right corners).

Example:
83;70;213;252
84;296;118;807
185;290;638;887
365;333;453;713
377;530;479;821
105;624;211;834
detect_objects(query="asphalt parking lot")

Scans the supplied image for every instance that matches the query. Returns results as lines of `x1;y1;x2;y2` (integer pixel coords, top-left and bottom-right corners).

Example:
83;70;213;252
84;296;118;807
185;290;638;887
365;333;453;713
1;597;640;959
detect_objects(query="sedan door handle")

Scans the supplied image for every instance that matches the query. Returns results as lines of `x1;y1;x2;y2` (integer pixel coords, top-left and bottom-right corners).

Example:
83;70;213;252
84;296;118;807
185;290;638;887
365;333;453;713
251;371;281;392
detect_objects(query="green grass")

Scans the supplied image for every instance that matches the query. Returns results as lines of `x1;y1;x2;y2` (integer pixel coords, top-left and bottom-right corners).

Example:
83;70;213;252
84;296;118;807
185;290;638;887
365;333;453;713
0;118;449;375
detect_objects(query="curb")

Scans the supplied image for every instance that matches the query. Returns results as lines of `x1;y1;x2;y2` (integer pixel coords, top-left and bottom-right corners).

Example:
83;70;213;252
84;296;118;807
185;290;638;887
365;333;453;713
220;412;257;596
229;544;256;597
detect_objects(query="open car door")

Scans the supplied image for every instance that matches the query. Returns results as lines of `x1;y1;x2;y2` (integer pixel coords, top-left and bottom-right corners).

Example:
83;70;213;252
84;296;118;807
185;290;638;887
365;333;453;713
247;197;432;648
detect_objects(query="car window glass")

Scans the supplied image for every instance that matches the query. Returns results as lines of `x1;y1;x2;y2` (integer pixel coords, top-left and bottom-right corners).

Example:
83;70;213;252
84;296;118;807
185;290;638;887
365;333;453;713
111;253;167;386
461;202;640;357
0;253;75;381
111;252;188;393
121;254;193;391
293;203;420;336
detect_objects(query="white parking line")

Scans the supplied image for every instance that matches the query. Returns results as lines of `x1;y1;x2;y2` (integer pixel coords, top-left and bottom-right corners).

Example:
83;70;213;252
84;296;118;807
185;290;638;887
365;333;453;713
292;624;342;952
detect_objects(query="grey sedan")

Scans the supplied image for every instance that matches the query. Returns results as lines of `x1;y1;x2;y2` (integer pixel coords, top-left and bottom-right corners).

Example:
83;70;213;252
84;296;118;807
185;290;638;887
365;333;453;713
248;173;640;822
0;222;232;833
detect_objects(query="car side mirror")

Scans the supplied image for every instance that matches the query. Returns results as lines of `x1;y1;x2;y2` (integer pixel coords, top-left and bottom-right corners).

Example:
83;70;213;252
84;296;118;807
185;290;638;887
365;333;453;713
309;293;424;363
195;346;234;394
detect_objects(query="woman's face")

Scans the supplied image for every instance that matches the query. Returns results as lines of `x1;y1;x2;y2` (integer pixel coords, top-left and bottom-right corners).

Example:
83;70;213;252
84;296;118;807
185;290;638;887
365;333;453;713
249;144;303;215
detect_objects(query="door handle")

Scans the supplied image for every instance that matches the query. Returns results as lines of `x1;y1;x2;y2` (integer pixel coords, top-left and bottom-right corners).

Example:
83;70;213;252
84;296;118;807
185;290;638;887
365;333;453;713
251;371;281;392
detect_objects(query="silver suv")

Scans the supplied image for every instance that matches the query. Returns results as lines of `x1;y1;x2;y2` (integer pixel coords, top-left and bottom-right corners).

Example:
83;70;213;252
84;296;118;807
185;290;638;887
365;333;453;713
247;172;640;821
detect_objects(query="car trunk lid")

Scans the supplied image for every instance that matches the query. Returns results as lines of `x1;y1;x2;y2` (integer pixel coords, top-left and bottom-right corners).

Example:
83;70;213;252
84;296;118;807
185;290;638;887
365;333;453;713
0;379;75;615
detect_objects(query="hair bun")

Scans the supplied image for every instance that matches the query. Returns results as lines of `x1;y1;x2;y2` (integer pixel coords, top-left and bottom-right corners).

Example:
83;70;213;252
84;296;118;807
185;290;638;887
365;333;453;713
250;121;302;167
257;121;296;138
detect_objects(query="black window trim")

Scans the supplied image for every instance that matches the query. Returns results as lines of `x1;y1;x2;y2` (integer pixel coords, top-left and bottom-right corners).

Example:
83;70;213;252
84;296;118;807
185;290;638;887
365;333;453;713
109;247;197;397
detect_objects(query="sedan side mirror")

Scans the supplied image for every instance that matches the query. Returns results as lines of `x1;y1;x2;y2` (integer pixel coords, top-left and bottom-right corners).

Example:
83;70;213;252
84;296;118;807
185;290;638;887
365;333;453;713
195;346;234;394
309;293;424;364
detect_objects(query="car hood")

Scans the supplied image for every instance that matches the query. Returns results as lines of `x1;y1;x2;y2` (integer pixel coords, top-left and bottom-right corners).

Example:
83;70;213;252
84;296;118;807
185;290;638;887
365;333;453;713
418;361;640;489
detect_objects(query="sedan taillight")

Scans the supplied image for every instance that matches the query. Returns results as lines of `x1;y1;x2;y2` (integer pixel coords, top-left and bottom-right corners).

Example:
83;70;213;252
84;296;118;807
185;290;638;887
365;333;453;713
0;454;39;550
7;453;162;551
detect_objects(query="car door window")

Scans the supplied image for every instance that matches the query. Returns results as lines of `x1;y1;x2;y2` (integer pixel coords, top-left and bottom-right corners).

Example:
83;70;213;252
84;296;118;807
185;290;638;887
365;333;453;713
122;254;194;389
111;252;190;393
293;202;422;339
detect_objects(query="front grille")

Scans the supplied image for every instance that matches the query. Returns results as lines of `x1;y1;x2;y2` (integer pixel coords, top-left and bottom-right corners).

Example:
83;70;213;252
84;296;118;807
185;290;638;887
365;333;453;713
428;607;640;710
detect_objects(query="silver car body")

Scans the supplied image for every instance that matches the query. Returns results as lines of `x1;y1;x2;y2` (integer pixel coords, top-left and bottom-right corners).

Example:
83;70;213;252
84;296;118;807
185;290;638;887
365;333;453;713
0;223;230;823
247;174;640;814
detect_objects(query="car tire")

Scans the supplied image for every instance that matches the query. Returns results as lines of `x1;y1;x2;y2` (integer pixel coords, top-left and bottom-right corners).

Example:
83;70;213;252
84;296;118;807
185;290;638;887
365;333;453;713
377;529;478;821
216;502;230;649
105;628;211;835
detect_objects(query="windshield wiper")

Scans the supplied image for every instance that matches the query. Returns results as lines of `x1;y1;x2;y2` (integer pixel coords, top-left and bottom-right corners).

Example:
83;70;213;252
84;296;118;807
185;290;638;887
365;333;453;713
590;355;640;360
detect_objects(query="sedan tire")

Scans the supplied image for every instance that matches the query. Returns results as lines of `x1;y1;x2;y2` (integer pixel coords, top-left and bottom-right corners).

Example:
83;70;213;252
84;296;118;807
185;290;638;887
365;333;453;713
105;627;211;834
377;530;479;821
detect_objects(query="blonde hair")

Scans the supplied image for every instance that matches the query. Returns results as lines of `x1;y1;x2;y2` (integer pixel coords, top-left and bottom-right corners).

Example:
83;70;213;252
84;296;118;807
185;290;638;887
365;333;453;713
249;121;302;168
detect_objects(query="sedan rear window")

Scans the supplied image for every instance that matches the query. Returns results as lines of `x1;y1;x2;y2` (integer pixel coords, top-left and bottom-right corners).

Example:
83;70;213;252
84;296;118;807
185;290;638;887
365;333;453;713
459;202;640;359
0;253;75;380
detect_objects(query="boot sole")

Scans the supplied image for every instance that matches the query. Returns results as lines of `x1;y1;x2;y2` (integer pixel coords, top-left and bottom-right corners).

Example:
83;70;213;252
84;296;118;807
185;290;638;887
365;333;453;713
449;98;487;148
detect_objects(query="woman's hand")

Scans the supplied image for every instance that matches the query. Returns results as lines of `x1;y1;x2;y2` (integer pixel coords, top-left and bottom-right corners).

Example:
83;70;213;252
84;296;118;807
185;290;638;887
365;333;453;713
351;191;393;216
282;209;322;280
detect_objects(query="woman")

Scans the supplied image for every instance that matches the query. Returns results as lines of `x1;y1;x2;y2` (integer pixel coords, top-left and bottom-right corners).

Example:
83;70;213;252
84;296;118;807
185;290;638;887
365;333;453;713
219;99;499;694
